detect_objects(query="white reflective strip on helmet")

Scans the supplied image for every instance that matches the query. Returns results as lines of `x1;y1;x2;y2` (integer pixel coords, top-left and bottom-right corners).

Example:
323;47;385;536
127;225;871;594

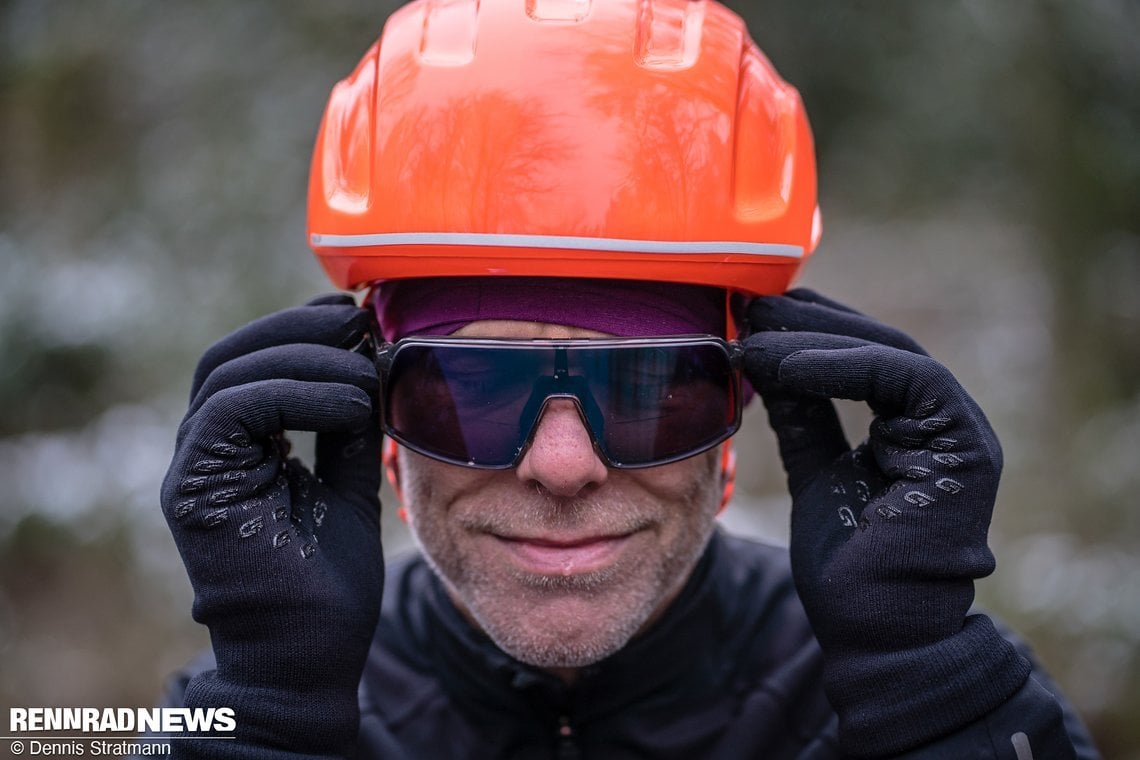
310;232;804;259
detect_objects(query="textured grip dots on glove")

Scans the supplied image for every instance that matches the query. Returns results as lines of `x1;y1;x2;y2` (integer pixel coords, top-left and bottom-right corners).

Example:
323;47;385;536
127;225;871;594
161;296;385;756
742;291;1026;755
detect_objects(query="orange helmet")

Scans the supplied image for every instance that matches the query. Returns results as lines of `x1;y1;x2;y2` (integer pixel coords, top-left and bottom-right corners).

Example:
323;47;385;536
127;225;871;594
307;0;820;296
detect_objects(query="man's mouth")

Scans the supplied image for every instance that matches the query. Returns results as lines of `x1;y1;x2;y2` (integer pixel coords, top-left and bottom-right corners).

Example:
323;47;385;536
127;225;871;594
492;532;635;576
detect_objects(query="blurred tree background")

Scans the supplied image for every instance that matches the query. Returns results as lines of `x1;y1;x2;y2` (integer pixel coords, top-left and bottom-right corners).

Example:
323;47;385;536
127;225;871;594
1;0;1137;754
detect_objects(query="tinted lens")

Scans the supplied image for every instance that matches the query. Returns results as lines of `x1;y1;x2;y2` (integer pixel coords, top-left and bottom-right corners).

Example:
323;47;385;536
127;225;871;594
383;339;739;468
578;344;737;464
386;344;547;466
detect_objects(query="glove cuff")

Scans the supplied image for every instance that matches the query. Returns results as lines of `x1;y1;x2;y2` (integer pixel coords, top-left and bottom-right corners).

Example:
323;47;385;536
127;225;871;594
179;672;359;758
825;614;1032;757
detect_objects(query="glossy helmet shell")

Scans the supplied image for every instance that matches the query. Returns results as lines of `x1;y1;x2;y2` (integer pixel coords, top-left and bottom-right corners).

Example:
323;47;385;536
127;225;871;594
308;0;820;295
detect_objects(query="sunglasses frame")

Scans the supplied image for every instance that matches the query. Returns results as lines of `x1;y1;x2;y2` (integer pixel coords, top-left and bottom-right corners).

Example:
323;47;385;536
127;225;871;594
374;335;744;470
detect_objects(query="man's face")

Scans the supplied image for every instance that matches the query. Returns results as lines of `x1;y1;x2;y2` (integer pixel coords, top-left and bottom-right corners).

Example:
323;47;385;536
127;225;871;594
394;320;724;674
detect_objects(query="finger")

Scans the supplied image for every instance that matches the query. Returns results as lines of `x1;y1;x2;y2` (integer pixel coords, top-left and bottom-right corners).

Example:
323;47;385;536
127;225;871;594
749;332;1000;463
161;431;281;529
789;442;889;559
743;331;870;395
191;302;372;401
180;379;375;451
870;412;957;451
170;376;373;506
761;390;851;497
784;287;862;315
305;293;356;307
747;292;928;356
315;421;384;505
776;341;958;418
170;378;375;524
745;331;937;412
188;344;378;420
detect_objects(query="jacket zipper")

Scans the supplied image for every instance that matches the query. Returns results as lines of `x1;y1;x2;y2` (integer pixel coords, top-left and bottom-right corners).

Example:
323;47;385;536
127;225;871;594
556;714;579;760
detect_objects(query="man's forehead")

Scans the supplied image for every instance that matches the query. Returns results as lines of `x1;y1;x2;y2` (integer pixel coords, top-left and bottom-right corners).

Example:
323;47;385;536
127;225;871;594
451;320;611;340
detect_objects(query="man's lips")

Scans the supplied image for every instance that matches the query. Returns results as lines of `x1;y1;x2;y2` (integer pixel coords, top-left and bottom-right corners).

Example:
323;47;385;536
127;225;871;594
493;533;634;576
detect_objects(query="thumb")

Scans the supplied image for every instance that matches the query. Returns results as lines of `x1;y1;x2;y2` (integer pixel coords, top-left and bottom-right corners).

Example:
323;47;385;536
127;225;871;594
744;332;852;495
761;391;850;496
315;417;384;508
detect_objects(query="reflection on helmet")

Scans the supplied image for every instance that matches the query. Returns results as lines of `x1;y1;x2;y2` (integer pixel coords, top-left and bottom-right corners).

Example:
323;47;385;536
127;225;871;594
308;0;820;296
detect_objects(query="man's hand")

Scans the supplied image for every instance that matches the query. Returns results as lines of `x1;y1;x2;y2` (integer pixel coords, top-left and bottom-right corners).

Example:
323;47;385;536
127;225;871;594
743;289;1030;756
161;294;384;758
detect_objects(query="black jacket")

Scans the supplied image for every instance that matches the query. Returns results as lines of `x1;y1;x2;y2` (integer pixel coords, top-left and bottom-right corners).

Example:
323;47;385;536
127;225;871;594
165;531;1099;758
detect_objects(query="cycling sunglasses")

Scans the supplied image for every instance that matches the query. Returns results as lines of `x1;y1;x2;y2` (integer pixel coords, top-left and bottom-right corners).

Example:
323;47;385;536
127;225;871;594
375;335;743;469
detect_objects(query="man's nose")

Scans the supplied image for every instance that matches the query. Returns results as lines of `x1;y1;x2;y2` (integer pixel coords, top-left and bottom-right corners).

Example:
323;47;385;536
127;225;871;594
515;398;608;497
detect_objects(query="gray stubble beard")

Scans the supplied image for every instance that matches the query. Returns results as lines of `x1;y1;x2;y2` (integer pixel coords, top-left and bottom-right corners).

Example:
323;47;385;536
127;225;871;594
403;460;722;670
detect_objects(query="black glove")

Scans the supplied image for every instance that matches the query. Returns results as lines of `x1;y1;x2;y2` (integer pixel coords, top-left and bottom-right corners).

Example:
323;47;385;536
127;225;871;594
744;289;1030;757
161;294;384;758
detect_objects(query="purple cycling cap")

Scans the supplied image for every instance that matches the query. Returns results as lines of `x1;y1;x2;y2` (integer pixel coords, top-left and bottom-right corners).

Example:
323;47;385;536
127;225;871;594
372;277;727;341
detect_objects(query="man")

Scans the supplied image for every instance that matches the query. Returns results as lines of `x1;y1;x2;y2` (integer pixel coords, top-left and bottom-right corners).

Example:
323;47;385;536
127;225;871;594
158;1;1099;757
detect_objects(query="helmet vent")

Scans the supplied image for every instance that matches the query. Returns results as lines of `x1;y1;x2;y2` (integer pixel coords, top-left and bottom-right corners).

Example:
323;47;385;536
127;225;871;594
635;0;705;70
526;0;592;23
419;0;479;66
732;47;800;220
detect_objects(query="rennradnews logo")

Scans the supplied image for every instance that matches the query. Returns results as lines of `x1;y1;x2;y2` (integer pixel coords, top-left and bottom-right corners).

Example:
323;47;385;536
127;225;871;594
10;707;236;733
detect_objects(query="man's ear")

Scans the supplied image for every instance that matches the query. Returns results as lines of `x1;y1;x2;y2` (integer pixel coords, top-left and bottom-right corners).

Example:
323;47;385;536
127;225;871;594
382;438;408;522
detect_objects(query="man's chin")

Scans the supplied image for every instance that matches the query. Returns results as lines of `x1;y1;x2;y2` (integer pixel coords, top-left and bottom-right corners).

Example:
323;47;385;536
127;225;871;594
486;622;635;671
468;591;653;670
